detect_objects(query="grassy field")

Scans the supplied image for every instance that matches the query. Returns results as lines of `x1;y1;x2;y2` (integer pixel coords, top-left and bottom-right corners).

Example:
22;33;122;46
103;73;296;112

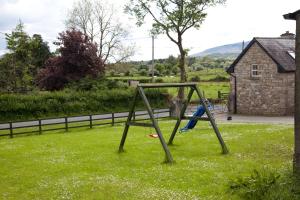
167;82;229;100
108;68;230;100
108;68;229;83
0;120;295;200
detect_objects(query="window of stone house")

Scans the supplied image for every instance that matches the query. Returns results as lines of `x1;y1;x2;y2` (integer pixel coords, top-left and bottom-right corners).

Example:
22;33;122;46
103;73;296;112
251;64;261;78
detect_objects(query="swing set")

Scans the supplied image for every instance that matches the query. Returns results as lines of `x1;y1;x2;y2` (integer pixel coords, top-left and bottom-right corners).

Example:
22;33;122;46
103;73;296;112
118;83;229;163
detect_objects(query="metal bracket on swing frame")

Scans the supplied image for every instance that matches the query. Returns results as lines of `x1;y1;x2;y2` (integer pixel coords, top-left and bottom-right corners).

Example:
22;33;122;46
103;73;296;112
118;83;229;163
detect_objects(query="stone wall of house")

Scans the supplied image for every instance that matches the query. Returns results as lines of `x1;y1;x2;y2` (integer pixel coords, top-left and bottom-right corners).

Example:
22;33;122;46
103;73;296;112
230;42;294;116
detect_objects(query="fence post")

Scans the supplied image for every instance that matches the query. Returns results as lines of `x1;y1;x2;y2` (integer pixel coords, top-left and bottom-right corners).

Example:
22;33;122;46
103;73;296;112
218;91;221;99
89;115;93;128
9;122;13;138
169;108;172;117
133;111;135;121
38;119;42;134
112;113;115;126
65;117;68;132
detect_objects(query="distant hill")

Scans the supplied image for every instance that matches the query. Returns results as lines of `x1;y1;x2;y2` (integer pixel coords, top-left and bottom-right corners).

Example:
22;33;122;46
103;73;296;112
191;41;250;59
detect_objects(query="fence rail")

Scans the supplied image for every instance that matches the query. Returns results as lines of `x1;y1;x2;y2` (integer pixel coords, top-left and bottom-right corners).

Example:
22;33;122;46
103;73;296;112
0;108;171;138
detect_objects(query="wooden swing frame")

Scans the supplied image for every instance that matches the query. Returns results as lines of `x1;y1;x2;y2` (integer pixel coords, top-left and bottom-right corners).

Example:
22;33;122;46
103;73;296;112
118;83;229;163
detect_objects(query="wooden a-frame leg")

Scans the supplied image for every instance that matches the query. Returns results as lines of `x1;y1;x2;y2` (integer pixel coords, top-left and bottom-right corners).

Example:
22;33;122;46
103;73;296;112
194;86;229;154
168;87;194;145
119;89;139;153
137;86;174;163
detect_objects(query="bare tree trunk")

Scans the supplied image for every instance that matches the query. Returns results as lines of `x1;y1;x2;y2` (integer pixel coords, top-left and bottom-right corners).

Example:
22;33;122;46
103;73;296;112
173;40;188;117
294;14;300;173
177;40;187;101
178;54;187;98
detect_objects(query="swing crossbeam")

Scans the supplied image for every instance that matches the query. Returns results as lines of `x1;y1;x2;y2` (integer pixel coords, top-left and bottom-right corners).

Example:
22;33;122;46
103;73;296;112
118;83;229;164
137;82;199;88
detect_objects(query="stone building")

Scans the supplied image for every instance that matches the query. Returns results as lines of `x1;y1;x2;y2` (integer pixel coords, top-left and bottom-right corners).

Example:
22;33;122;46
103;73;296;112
227;32;295;115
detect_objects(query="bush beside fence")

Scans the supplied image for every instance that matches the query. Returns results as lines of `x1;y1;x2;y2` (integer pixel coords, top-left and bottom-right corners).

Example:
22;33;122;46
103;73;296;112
0;88;169;123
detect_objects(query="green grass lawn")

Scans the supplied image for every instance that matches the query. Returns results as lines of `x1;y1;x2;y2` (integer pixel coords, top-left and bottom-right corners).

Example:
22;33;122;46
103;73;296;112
187;68;229;81
167;82;229;100
0;121;294;199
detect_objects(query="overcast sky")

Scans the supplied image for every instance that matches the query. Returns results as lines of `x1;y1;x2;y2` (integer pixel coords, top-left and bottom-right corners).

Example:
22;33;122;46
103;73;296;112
0;0;299;61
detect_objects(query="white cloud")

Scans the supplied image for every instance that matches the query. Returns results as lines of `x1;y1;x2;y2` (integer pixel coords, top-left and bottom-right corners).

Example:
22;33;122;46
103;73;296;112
0;0;299;61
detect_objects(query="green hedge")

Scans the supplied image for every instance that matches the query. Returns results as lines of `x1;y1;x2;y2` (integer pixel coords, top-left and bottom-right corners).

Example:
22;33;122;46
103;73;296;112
108;77;152;83
0;89;169;122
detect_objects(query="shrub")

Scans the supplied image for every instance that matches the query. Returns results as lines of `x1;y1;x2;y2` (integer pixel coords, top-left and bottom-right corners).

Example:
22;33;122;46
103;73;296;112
209;75;229;82
109;70;115;77
0;88;168;122
37;30;104;91
195;66;204;71
155;78;164;83
139;78;151;83
124;71;131;76
139;69;148;76
105;79;128;89
67;78;129;91
229;169;300;200
189;76;201;82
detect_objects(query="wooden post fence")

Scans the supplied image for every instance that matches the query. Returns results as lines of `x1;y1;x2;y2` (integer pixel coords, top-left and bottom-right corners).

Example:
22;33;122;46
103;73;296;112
38;119;42;134
89;115;93;128
112;113;115;126
65;117;68;132
9;122;13;138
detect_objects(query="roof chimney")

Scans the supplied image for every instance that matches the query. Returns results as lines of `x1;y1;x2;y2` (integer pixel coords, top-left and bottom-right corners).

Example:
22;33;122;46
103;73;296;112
280;31;295;39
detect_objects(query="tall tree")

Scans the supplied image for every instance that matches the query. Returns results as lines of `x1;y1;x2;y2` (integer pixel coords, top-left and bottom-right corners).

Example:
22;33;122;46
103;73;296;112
5;21;31;91
28;34;51;77
126;0;225;99
1;22;51;92
66;0;134;64
0;54;15;92
37;29;104;91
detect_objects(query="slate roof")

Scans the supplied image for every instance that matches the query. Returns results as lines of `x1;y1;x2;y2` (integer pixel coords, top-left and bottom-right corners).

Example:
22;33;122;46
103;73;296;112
227;37;295;73
284;9;300;20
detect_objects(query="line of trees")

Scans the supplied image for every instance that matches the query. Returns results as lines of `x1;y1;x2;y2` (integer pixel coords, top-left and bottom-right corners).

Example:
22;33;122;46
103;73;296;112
0;0;228;94
0;0;135;93
106;55;233;77
0;22;105;92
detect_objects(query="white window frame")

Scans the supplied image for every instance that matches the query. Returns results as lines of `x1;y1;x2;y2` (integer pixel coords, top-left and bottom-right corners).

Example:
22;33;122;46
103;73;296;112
287;51;295;59
251;64;261;78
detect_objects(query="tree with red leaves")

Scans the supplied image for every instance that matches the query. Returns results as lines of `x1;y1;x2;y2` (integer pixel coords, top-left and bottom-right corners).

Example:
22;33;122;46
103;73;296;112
37;29;104;91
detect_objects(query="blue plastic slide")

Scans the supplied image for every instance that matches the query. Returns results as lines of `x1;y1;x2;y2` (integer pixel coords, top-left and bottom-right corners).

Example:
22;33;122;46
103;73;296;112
179;105;210;133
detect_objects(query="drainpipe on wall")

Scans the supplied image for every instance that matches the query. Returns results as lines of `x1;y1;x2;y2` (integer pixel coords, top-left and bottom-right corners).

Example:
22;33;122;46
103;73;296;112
229;73;237;114
284;9;300;173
